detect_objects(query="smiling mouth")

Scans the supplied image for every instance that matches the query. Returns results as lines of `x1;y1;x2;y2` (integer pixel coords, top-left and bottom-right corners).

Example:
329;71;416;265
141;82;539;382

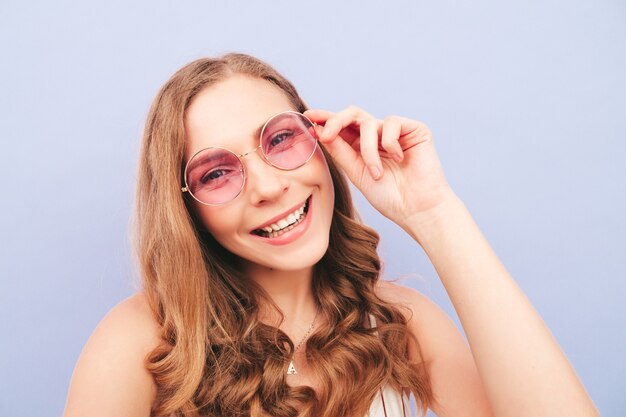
251;195;311;238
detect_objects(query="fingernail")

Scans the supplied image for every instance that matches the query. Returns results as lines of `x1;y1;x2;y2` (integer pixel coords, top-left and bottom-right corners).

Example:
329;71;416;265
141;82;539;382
369;165;381;180
321;126;330;139
393;153;403;163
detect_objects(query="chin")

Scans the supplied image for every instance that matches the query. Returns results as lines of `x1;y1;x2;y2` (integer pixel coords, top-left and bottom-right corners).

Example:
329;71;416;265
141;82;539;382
245;235;330;272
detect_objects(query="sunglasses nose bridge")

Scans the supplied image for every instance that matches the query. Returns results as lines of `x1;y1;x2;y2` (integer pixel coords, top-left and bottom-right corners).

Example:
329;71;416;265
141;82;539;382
239;143;264;161
241;143;283;181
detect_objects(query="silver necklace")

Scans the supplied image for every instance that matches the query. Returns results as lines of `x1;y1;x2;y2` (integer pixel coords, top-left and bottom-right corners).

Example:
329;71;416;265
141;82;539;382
286;307;320;375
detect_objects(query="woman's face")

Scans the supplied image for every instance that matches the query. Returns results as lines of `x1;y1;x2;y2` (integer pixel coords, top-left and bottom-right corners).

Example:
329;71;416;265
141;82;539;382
183;75;335;273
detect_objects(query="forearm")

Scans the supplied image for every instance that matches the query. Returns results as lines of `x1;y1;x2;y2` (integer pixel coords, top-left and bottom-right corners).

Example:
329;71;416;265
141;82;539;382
402;194;598;417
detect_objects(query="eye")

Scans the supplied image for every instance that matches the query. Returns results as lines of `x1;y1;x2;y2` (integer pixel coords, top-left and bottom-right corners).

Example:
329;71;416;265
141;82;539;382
269;130;293;149
200;168;233;185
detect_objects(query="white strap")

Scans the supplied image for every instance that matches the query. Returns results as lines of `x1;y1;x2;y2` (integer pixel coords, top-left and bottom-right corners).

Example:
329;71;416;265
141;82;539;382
368;313;409;417
368;314;388;417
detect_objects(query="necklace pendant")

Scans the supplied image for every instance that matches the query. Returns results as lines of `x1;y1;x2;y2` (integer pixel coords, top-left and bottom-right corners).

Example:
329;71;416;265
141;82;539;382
287;360;297;375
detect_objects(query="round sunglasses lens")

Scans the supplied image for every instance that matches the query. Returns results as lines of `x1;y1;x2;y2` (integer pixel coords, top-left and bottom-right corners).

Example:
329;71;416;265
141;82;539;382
185;148;244;205
261;112;318;169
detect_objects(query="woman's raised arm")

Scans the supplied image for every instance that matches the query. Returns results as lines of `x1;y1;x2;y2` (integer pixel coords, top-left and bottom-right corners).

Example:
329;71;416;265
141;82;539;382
404;193;599;417
305;106;599;417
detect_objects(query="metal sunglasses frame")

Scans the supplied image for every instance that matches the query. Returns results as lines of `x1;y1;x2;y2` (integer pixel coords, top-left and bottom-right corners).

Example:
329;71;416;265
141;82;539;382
181;110;319;206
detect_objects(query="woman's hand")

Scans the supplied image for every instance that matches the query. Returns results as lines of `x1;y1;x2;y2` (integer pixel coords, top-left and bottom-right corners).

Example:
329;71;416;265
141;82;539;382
304;106;456;228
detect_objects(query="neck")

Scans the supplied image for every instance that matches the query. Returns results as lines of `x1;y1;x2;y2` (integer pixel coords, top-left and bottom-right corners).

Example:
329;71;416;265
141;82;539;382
244;263;319;330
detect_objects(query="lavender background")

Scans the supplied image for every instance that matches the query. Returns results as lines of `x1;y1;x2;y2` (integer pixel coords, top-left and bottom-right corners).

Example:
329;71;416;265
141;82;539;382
1;1;624;416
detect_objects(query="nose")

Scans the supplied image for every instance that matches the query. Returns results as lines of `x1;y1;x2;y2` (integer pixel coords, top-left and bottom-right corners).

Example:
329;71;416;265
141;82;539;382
243;150;290;205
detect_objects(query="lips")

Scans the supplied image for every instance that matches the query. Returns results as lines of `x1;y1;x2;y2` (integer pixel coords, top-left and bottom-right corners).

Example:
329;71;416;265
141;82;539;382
251;195;312;237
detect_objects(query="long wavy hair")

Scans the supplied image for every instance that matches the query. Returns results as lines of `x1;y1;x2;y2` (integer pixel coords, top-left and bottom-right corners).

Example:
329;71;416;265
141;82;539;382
134;53;432;417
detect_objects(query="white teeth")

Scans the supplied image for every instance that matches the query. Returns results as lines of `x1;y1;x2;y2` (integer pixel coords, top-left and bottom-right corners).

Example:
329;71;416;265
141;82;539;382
255;197;309;236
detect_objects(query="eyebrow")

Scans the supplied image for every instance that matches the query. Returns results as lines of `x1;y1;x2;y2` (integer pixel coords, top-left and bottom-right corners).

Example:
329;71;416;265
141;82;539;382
185;151;233;174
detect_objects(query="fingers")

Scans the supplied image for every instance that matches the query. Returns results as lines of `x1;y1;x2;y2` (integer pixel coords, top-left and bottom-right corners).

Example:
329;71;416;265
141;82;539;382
381;116;405;163
305;106;412;181
306;107;380;180
303;108;334;125
305;106;370;139
310;123;364;184
360;118;383;180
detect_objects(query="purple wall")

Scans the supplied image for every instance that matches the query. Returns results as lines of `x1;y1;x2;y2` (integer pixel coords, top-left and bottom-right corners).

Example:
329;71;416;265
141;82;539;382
1;1;624;416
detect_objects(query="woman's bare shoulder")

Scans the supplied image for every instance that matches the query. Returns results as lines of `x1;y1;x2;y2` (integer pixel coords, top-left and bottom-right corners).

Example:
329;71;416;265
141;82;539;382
375;281;494;416
89;291;162;357
374;280;468;359
375;279;436;318
63;292;162;417
109;291;161;337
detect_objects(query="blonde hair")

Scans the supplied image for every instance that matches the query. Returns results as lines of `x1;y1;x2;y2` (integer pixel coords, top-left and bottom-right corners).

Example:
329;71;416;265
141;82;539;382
134;53;432;417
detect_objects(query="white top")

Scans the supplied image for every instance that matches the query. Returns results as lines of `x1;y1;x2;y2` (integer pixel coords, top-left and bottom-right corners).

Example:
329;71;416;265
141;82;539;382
366;314;411;417
367;383;411;417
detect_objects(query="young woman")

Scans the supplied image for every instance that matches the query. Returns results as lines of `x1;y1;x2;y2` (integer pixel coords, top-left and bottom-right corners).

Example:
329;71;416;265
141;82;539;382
63;53;599;417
